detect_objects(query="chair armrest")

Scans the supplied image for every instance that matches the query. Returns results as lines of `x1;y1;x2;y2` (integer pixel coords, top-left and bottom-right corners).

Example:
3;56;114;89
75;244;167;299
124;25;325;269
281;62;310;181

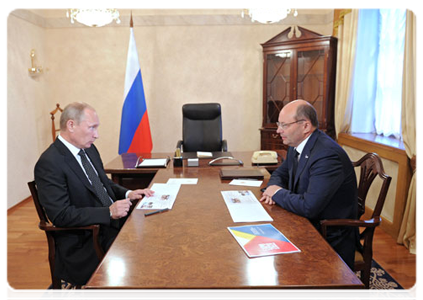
39;223;105;260
39;223;99;232
320;217;382;239
222;140;228;152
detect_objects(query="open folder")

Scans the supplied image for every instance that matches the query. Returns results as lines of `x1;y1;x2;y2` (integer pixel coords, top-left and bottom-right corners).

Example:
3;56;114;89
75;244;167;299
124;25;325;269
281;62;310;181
135;157;170;168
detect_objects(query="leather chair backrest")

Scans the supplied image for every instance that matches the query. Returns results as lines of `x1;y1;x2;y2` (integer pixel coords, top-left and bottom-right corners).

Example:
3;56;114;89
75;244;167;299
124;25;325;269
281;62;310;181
182;103;223;152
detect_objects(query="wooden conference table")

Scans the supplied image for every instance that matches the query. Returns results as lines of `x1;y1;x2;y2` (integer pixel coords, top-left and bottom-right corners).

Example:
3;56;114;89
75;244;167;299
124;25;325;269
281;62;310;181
85;151;363;289
103;151;285;189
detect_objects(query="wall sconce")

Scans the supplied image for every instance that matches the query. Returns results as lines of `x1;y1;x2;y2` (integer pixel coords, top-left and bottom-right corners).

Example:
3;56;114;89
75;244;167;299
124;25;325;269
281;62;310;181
28;49;43;76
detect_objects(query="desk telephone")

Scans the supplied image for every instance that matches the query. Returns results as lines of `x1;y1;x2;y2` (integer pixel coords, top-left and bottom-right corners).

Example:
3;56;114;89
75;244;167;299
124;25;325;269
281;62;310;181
251;151;278;164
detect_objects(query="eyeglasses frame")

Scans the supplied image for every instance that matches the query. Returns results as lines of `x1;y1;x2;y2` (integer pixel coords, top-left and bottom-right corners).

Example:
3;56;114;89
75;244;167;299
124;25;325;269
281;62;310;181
276;119;306;130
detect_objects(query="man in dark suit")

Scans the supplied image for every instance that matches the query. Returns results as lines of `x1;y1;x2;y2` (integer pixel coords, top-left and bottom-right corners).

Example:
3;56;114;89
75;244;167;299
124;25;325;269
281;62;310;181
260;100;358;270
34;102;154;286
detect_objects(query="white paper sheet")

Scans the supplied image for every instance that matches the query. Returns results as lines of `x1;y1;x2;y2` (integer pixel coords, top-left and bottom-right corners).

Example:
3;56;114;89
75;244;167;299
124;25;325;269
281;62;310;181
136;183;181;210
221;190;273;223
167;178;198;185
229;179;263;187
197;151;213;158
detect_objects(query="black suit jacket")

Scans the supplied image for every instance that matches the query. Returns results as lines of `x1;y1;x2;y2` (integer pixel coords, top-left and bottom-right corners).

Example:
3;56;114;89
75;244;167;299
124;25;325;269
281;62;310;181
34;138;128;285
268;130;358;269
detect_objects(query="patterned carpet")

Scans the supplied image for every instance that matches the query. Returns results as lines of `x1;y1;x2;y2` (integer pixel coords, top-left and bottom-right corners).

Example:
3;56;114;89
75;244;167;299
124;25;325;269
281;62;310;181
40;261;414;300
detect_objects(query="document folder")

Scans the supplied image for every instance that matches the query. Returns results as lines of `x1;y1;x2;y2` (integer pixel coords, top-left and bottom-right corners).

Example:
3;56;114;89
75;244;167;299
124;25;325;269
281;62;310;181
135;157;170;168
219;168;264;180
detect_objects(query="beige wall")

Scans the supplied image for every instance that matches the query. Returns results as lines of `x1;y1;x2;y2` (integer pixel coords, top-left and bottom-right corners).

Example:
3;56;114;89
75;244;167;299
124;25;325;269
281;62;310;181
7;9;334;208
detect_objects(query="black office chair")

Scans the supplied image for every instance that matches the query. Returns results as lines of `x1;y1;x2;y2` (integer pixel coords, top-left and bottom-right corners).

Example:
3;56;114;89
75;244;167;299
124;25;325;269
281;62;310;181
176;103;228;152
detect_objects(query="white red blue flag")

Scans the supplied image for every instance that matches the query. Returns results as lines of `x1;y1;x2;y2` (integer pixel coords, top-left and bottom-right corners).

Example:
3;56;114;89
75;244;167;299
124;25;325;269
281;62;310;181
119;25;152;154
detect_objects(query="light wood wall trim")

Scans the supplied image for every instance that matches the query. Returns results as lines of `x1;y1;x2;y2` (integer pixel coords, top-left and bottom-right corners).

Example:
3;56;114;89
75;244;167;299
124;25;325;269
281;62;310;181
7;196;32;216
338;133;412;239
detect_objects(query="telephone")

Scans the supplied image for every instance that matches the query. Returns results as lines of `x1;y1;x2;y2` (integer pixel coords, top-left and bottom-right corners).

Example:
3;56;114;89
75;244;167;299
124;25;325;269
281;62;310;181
251;151;278;164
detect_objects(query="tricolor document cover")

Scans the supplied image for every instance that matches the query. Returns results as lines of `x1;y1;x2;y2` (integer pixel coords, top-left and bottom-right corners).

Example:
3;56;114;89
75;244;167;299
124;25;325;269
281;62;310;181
228;223;301;257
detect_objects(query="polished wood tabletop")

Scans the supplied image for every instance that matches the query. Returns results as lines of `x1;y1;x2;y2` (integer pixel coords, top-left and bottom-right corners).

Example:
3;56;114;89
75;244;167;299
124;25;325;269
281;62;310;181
104;151;285;173
104;151;285;188
86;165;363;289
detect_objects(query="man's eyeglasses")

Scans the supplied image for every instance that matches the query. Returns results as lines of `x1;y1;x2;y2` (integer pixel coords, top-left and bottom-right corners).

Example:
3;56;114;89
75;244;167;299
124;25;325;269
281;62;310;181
276;119;306;130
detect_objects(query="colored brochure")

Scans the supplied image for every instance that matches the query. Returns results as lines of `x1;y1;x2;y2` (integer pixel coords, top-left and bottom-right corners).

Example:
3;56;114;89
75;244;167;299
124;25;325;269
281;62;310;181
228;224;301;258
221;190;273;223
136;183;181;210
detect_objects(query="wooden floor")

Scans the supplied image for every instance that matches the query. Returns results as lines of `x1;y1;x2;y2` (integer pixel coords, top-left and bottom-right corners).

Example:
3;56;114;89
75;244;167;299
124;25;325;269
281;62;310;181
7;198;417;289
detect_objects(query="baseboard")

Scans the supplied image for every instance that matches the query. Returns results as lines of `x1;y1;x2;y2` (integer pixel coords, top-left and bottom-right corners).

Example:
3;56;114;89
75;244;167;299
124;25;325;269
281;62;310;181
7;196;32;215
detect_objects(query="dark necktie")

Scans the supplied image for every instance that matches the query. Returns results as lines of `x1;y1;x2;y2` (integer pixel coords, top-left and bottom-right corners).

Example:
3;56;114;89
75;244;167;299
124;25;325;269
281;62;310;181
292;150;299;179
78;150;112;207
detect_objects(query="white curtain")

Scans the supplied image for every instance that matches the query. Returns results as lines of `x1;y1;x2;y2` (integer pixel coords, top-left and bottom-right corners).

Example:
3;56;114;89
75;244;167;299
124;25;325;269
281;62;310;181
350;9;406;138
397;10;416;254
350;9;378;133
334;10;359;137
374;9;406;138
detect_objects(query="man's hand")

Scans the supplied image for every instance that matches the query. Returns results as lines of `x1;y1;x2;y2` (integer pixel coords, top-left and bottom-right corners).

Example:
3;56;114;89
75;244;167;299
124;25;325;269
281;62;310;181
127;188;155;200
259;185;282;205
109;199;132;219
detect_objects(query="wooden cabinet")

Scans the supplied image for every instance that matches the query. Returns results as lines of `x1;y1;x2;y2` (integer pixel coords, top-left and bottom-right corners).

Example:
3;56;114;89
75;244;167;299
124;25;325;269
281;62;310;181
260;26;337;150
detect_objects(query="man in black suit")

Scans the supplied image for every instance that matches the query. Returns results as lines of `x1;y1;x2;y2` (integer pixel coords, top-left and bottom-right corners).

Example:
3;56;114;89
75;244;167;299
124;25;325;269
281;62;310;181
35;102;154;286
260;100;358;270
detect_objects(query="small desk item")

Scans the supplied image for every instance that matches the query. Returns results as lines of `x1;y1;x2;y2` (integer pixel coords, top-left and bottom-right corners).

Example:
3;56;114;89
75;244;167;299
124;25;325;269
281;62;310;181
219;168;264;180
187;158;199;167
209;156;243;166
229;179;263;187
144;208;169;217
135;157;170;168
197;151;213;158
181;151;233;159
251;150;278;165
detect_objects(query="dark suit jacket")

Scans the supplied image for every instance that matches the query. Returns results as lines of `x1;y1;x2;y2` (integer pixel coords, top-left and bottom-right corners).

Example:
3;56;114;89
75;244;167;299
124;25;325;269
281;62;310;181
268;130;358;269
34;138;128;285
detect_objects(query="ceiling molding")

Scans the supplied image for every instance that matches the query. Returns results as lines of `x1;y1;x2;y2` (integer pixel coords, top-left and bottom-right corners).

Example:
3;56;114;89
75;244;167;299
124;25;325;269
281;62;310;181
10;9;334;29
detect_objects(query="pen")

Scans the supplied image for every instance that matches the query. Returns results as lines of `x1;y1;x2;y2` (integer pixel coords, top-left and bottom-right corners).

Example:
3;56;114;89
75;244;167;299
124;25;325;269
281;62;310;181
144;208;169;216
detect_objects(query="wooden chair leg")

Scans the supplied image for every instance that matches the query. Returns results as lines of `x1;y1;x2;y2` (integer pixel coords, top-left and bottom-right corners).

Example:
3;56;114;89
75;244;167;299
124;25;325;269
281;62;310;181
361;268;371;289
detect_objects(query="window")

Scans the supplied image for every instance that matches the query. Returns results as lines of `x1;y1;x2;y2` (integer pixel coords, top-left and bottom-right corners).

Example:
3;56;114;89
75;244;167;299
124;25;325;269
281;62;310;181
350;9;406;139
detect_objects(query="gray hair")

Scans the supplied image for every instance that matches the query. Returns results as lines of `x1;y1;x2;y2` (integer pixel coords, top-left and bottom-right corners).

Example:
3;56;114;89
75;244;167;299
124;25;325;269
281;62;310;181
60;102;95;130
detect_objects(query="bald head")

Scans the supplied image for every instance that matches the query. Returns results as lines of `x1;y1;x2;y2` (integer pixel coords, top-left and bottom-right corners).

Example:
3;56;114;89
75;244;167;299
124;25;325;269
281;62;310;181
276;100;318;147
284;100;319;128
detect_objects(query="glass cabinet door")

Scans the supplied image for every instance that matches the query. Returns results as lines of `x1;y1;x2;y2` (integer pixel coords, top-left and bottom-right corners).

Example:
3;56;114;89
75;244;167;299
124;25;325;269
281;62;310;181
265;50;292;125
296;49;326;123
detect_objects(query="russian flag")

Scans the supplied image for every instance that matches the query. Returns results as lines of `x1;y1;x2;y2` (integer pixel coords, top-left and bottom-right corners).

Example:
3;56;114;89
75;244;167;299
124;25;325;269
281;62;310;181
119;26;152;154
